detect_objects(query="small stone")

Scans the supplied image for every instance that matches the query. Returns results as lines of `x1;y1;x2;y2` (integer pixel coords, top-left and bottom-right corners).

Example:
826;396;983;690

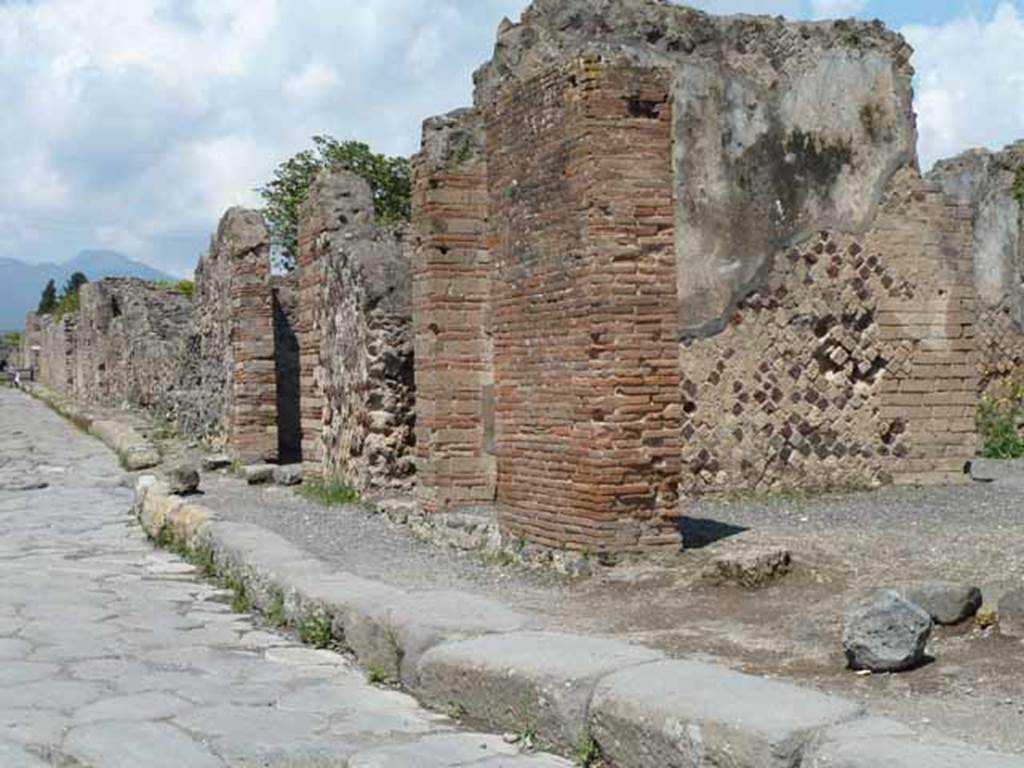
166;463;200;496
272;464;304;487
902;581;983;625
242;464;275;485
702;546;792;589
843;590;932;672
201;454;232;471
997;590;1024;638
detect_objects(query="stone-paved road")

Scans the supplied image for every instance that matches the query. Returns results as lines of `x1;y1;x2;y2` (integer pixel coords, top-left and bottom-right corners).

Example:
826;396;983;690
0;388;568;768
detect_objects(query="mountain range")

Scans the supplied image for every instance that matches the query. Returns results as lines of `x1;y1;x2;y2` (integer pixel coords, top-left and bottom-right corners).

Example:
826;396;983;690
0;250;174;331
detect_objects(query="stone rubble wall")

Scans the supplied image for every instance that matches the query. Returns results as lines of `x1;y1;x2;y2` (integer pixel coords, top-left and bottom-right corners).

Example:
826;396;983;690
928;143;1024;398
298;168;416;493
19;279;195;424
72;278;196;422
412;0;982;553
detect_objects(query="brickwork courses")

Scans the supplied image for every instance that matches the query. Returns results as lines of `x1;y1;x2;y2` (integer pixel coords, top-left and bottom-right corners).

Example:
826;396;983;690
412;0;984;553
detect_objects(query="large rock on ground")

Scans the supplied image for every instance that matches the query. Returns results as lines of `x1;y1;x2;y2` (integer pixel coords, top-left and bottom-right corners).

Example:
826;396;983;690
702;546;793;589
843;590;932;672
902;581;983;626
997;589;1024;638
166;463;200;496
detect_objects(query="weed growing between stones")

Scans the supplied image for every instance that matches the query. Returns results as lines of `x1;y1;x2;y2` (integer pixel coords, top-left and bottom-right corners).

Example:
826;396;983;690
574;731;602;768
225;572;252;613
268;590;287;628
365;661;391;686
298;612;333;648
978;383;1024;459
1012;168;1024;206
296;481;361;507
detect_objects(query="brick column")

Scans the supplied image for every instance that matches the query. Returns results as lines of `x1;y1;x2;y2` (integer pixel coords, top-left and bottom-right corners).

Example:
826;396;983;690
412;110;496;514
220;209;278;464
487;60;682;555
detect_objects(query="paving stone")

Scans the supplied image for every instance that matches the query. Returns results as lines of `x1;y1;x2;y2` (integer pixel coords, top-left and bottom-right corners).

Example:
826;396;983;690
590;659;864;768
902;581;983;625
416;631;664;751
0;740;49;768
64;721;223;768
843;590;933;672
0;389;566;767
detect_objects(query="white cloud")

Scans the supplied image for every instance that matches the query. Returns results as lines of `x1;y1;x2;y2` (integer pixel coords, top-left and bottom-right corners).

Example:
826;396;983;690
904;2;1024;169
0;0;527;274
810;0;868;19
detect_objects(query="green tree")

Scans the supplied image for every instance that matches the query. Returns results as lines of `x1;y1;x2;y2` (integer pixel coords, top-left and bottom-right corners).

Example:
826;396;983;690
55;272;89;317
37;279;58;315
258;136;411;271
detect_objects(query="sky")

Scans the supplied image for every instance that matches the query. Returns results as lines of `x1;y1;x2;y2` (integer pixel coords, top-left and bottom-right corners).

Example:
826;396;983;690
0;0;1022;277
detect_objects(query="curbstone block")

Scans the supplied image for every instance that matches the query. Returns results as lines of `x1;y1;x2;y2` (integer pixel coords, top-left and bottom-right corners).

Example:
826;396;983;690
347;590;533;687
415;631;663;752
805;717;1024;767
589;659;865;768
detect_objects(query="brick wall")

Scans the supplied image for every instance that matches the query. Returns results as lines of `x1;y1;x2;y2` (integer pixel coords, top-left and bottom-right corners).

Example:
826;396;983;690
412;110;497;514
486;60;681;554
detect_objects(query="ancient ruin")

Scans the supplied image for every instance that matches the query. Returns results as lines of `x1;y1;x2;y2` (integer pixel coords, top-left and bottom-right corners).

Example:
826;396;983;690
19;0;1024;557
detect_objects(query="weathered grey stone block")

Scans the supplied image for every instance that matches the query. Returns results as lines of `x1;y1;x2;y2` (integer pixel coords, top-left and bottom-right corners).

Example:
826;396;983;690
272;464;304;487
166;463;200;496
902;581;982;626
242;464;275;485
589;659;864;768
415;631;664;751
843;590;932;672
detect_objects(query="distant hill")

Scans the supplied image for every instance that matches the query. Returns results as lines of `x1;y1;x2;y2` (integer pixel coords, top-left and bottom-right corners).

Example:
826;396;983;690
0;250;174;330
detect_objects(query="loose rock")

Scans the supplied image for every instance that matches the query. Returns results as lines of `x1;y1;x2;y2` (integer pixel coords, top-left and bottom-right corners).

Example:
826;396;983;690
166;463;200;496
702;546;792;589
201;454;232;472
902;581;983;625
843;590;932;672
243;464;275;486
272;464;304;487
997;589;1024;638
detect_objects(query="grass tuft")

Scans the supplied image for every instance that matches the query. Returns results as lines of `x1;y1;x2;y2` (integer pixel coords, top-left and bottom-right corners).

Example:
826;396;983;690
296;481;361;507
978;382;1024;459
298;612;333;648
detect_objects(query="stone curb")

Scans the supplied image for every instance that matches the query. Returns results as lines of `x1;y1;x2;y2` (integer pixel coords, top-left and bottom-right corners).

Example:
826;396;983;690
133;478;1024;767
23;383;160;470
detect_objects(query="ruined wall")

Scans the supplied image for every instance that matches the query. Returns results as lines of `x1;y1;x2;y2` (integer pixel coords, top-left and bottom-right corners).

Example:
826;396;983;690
681;170;977;495
928;143;1024;397
412;110;496;514
192;208;279;463
72;278;195;421
298;168;416;493
414;0;981;553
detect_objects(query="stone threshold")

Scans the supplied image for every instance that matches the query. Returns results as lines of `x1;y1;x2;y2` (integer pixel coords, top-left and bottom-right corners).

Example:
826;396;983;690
133;476;1024;768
